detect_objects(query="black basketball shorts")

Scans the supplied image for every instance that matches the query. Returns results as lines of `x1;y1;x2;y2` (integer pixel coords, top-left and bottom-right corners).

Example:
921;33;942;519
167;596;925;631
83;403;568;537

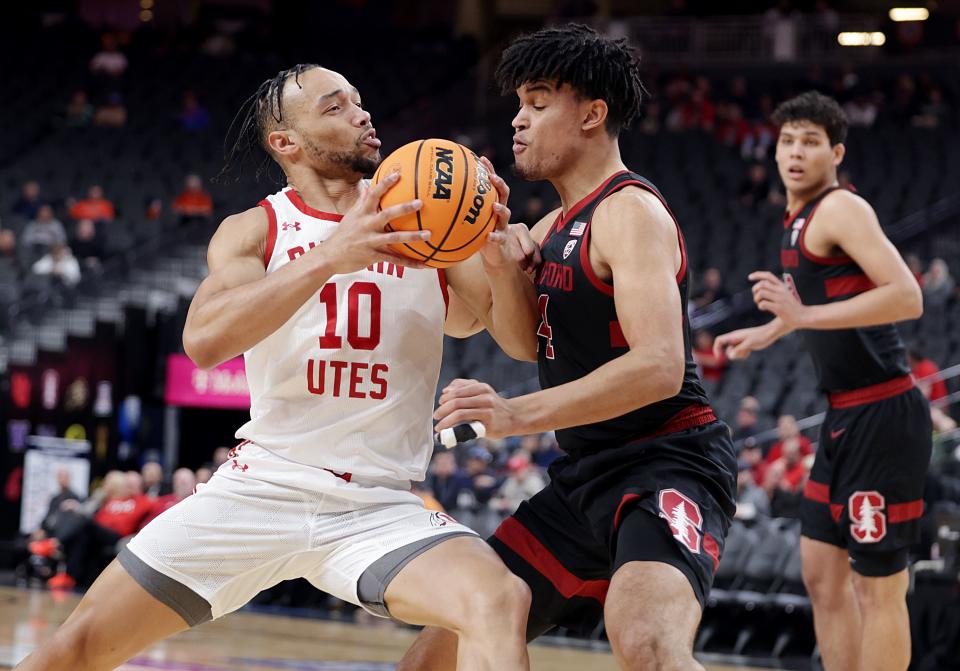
487;415;738;638
801;376;932;577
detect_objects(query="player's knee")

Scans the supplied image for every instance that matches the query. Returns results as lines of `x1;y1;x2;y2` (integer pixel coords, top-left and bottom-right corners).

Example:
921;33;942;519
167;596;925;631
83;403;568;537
850;570;907;612
457;572;530;632
44;614;100;669
608;621;699;671
801;560;847;607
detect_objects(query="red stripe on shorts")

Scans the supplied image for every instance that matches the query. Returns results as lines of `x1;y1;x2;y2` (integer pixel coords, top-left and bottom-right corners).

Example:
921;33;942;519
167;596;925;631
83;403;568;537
888;500;923;523
804;480;830;504
494;516;609;604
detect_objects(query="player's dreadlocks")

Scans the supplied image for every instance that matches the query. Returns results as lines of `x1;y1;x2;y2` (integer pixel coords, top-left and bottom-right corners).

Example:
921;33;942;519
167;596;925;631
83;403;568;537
772;91;849;146
218;63;320;182
495;23;645;136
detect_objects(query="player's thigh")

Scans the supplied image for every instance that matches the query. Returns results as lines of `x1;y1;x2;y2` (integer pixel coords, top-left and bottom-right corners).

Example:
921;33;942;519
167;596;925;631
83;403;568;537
37;559;189;668
604;559;702;660
384;535;530;631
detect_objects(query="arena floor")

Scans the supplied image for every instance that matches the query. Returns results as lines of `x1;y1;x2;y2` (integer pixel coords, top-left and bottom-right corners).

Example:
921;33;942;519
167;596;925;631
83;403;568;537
0;587;777;670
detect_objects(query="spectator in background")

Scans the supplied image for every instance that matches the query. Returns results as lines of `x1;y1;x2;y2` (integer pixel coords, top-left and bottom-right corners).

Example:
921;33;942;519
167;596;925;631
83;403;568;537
172;174;214;225
195;466;213;485
0;229;19;273
179;91;212;131
715;102;751;150
32;244;81;287
692;266;729;310
125;471;145;498
69;185;116;223
913;87;950;128
532;433;563;468
732;395;765;443
844;93;879;128
145;197;164;222
905;253;924;286
735;466;770;520
737;162;772;208
463;446;500;511
35;467;80;539
922;258;955;307
141;468;196;527
141;461;166;499
765;442;810;519
427;450;471;513
71;219;105;270
89;34;128;78
490;455;546;516
212;446;230;469
94;92;127;128
65;90;94;128
908;347;948;402
21;205;67;256
763;0;800;62
12;181;44;221
765;415;813;464
693;330;727;388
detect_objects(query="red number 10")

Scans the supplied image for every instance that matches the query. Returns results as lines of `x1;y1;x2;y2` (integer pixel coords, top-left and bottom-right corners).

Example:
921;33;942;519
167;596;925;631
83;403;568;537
318;282;382;351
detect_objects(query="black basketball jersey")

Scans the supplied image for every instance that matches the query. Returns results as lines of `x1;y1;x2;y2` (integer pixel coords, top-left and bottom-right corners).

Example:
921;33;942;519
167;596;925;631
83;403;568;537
779;186;910;393
535;170;711;454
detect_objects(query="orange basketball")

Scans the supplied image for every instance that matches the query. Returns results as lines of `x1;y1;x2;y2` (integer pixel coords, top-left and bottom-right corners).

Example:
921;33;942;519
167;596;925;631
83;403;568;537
372;138;497;268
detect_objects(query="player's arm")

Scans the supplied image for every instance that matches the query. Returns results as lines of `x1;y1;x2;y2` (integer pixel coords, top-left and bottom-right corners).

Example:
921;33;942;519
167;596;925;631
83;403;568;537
183;174;427;368
749;190;922;331
435;190;686;437
714;316;794;361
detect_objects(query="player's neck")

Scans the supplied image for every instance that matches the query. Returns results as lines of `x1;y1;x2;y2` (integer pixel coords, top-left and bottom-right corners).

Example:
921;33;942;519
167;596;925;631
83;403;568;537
785;176;838;216
286;171;364;215
551;145;627;217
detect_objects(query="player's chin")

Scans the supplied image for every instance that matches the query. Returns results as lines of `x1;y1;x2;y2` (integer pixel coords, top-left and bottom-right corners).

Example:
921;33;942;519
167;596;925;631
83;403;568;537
510;158;541;182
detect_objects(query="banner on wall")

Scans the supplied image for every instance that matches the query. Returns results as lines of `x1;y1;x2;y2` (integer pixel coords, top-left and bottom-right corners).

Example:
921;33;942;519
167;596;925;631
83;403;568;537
164;354;250;410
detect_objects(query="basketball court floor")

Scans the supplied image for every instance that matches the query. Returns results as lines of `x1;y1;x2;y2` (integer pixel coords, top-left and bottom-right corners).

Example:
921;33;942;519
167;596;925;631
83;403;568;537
0;587;778;670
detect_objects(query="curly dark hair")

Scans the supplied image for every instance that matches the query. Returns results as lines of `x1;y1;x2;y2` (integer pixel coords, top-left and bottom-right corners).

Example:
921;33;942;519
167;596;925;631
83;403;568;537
771;91;848;146
495;23;645;136
218;63;320;181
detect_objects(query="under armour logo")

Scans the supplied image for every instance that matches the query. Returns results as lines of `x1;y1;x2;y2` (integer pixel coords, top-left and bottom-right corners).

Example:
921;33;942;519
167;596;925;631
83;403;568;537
231;459;248;472
659;489;703;554
282;222;302;231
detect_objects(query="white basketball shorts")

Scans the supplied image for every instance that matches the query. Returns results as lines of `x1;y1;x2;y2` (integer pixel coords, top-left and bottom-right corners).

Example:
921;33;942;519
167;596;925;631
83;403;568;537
121;441;475;625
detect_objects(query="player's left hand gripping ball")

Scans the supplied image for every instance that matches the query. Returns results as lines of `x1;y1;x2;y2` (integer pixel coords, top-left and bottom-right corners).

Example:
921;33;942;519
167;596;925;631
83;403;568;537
434;378;518;441
477;157;542;273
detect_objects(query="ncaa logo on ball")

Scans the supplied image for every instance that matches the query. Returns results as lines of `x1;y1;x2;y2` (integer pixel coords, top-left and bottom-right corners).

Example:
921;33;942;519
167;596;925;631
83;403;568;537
432;147;455;200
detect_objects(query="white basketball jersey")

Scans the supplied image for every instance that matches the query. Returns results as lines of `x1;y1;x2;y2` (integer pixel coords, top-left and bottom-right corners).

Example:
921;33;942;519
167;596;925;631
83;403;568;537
235;186;448;482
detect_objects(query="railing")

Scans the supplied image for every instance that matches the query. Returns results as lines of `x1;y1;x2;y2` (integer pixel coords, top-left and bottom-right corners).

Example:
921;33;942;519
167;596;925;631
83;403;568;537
736;362;960;450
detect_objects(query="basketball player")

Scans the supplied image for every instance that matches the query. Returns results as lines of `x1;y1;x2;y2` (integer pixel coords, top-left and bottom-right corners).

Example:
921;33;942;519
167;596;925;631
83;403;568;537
714;92;930;671
15;65;540;671
400;25;737;671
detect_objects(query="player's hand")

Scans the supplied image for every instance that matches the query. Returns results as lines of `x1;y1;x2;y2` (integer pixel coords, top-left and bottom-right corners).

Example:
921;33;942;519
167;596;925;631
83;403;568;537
477;158;542;273
320;172;431;275
434;378;519;440
749;271;808;328
714;325;776;360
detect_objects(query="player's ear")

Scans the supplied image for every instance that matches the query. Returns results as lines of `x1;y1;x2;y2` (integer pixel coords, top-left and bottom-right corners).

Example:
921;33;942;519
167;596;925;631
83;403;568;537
581;99;608;133
267;128;298;158
832;142;846;167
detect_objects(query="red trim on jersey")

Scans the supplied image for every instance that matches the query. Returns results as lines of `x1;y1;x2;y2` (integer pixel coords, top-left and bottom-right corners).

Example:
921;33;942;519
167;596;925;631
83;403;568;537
804;480;830;504
494;516;609;604
436;269;449;318
703;532;721;573
888;500;923;523
553;170;629;237
828;374;914;409
613;493;643;530
579;221;614;296
797;193;852;266
285;189;344;221
258;199;278;269
539;211;564;248
824;274;876;298
830;504;843;522
609;321;628;348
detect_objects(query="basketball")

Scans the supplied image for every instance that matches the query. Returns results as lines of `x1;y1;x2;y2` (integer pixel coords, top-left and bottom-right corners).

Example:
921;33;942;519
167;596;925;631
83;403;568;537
372;138;497;268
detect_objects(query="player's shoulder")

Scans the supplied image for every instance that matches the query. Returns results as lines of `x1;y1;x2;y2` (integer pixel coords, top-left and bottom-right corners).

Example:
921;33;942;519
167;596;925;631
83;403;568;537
208;205;270;263
817;187;876;222
595;184;674;233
